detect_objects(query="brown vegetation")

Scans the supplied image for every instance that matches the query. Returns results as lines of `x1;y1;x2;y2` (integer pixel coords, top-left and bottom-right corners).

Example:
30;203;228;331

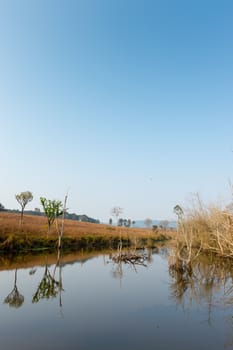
171;197;233;268
0;212;173;252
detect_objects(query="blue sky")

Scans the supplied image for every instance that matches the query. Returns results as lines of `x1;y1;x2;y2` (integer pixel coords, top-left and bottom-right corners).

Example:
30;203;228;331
0;0;233;222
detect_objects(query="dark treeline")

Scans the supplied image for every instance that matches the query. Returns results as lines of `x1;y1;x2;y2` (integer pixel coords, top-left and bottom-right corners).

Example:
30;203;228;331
0;203;99;224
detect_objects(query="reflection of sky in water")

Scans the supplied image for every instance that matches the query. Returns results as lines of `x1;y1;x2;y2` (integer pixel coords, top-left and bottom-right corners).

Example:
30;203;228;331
0;250;232;350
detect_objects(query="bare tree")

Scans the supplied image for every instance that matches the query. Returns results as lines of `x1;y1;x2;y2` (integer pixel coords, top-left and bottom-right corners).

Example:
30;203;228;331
159;220;170;230
15;191;33;224
111;206;123;225
144;217;152;228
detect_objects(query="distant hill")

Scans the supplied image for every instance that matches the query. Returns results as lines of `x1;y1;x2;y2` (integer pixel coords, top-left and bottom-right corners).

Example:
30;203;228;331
5;209;100;224
64;212;100;224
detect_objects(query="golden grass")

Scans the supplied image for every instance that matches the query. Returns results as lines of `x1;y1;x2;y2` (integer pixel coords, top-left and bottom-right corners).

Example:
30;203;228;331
175;202;233;259
0;212;169;237
0;212;173;252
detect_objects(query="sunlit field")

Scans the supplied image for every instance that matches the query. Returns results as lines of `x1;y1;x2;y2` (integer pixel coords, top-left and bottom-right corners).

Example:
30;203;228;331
0;212;173;252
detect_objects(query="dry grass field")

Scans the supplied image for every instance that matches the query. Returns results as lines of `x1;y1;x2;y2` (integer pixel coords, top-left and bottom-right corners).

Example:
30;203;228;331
0;212;173;252
0;211;169;237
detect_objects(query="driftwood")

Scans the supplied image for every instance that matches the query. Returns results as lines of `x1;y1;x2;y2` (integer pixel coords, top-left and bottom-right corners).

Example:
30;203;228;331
110;250;148;282
111;251;148;267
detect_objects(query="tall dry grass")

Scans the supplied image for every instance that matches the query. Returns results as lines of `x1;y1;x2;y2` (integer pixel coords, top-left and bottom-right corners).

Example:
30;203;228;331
174;196;233;260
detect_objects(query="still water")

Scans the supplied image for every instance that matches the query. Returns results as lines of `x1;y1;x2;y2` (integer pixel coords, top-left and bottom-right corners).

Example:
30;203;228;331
0;248;233;350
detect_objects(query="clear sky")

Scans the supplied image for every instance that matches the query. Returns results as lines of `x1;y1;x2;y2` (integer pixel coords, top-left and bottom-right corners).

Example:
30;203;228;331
0;0;233;222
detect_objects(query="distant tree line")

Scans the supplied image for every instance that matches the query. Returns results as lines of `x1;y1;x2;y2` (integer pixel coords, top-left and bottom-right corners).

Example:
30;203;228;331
64;212;100;224
110;206;135;227
3;207;99;224
144;217;171;230
117;218;134;227
109;216;135;227
0;202;5;211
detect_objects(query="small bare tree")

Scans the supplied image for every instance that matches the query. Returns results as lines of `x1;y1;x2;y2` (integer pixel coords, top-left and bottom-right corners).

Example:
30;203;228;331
144;217;152;228
111;206;123;253
15;191;33;224
159;220;170;230
111;206;123;226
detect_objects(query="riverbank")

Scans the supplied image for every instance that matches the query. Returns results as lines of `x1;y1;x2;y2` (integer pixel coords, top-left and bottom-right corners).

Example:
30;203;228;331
170;201;233;270
0;212;173;252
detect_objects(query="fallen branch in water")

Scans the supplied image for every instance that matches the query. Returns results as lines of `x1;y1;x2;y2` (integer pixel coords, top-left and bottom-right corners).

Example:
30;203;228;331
111;251;148;267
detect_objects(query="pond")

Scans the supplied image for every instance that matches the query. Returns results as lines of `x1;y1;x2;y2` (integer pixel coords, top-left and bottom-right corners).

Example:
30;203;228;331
0;247;233;350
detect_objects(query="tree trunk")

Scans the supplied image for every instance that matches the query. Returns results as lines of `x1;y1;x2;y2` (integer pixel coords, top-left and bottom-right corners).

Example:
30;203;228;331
47;222;51;238
20;208;24;225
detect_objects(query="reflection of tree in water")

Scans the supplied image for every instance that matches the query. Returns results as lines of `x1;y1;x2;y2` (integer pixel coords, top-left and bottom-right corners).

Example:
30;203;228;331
111;259;123;282
32;265;59;302
169;253;233;307
29;268;37;275
169;250;233;347
224;315;233;349
32;250;63;306
4;269;24;308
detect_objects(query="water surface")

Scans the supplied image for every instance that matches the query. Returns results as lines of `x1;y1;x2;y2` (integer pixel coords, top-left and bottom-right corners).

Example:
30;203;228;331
0;248;233;350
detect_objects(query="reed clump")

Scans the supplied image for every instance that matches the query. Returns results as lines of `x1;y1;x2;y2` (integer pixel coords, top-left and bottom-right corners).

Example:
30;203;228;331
175;198;233;260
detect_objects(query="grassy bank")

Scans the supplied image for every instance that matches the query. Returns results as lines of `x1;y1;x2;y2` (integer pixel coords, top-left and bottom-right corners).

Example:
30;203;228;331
173;199;233;262
0;212;172;253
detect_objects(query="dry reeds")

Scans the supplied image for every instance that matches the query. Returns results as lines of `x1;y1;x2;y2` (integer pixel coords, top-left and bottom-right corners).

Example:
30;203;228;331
174;195;233;260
